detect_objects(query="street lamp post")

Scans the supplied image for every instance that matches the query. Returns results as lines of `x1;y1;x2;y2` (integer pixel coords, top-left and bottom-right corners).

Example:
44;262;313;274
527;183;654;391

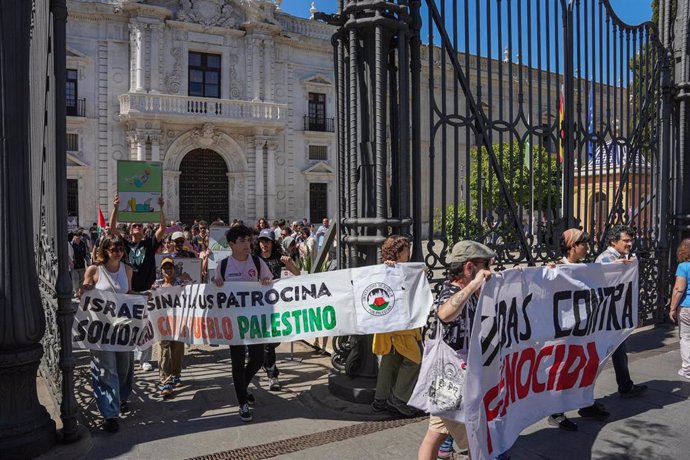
0;1;57;457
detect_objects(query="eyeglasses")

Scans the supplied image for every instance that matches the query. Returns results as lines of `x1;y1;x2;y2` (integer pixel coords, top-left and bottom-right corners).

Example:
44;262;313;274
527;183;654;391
174;239;185;244
108;246;124;253
200;227;208;231
131;224;143;228
470;258;491;268
161;265;174;270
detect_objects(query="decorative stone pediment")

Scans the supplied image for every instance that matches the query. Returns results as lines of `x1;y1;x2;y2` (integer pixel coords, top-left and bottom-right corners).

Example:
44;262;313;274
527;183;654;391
176;0;242;28
302;161;335;182
301;74;333;88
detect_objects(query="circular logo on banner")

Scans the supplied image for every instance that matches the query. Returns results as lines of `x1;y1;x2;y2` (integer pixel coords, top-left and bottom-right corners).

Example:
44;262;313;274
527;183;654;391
361;283;395;316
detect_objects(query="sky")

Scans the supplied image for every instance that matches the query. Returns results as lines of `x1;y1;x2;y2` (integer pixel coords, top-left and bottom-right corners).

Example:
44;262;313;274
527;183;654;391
279;0;653;26
279;1;656;85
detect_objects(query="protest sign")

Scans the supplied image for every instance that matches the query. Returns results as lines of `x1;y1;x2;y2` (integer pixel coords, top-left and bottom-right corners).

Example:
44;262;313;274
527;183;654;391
147;262;431;345
464;262;639;459
72;289;153;352
154;255;202;283
116;160;162;223
209;226;230;251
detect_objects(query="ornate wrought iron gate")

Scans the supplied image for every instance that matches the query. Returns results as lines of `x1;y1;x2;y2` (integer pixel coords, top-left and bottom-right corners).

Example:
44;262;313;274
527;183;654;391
419;0;671;325
330;0;673;326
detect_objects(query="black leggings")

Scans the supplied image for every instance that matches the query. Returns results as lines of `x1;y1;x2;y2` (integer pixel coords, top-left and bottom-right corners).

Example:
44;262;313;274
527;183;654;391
230;344;264;405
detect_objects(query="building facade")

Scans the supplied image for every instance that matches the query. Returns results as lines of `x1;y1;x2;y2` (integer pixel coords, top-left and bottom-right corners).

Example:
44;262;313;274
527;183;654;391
67;0;338;225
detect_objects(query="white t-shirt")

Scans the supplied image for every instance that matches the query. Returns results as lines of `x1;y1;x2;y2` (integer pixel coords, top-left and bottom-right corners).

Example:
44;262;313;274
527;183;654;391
213;255;272;283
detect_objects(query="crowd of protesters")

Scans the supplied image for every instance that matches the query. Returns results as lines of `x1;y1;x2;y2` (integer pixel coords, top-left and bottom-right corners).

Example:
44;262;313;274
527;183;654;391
71;194;334;431
71;206;682;460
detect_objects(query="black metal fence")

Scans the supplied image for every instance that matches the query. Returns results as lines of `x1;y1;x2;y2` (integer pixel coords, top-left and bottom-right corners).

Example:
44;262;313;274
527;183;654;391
330;0;673;326
417;0;672;325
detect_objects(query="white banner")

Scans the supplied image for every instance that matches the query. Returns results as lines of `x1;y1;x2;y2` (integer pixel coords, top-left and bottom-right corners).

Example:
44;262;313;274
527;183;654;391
465;262;638;459
146;262;431;345
72;290;154;352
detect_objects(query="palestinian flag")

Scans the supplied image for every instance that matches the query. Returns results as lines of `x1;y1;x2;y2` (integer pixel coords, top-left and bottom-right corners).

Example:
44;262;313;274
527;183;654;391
97;207;107;235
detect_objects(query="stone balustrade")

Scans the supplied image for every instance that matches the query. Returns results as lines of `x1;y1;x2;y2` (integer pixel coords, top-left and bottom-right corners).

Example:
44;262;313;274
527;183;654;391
119;93;287;126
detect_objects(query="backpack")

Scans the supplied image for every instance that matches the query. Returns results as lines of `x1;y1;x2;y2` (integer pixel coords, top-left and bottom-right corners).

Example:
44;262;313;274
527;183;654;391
219;255;261;281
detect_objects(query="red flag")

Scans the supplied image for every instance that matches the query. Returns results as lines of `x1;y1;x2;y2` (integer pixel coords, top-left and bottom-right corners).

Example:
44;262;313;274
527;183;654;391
97;208;106;232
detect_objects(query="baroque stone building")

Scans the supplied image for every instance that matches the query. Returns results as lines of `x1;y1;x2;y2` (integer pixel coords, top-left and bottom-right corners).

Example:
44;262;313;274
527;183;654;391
66;0;338;225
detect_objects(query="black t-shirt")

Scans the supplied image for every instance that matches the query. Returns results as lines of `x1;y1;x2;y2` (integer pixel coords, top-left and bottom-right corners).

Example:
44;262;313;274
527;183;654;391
126;237;161;292
258;254;284;280
431;280;478;353
71;240;88;269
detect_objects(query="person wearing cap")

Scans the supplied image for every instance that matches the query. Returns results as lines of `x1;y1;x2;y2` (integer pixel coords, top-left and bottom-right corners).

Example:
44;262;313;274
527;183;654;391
169;230;196;258
418;240;494;460
110;193;167;372
544;229;610;432
254;228;300;391
151;257;190;398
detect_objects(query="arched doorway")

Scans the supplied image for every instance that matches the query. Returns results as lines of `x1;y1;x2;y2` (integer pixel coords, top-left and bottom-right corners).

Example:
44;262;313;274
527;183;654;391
179;149;228;224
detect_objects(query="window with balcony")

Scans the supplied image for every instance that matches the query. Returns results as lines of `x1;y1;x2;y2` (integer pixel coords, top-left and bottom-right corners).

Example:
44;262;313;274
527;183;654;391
188;52;221;99
66;133;78;152
66;69;85;116
306;92;333;131
308;145;328;161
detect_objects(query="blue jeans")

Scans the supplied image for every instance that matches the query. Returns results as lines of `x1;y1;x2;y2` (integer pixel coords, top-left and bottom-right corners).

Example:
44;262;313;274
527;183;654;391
91;350;134;419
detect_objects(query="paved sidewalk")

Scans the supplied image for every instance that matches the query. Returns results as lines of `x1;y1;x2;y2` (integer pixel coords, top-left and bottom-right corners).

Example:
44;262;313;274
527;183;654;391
39;323;690;460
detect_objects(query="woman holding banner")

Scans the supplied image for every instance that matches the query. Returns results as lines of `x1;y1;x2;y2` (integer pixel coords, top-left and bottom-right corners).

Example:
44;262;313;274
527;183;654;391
371;235;423;417
79;234;134;433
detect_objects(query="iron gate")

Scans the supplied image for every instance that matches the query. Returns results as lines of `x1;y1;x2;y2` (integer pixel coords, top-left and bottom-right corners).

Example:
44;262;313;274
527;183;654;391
419;0;672;325
331;0;673;325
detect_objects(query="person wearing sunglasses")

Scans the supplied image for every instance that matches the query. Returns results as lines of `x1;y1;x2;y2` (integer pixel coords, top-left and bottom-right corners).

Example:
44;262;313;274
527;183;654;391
79;234;134;433
110;193;167;371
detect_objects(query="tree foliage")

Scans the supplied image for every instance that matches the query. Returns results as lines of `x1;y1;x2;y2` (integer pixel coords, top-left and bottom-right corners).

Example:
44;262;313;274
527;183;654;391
434;141;561;246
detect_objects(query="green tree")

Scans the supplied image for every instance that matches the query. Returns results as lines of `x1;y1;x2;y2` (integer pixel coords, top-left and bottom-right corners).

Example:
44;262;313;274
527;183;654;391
435;141;561;246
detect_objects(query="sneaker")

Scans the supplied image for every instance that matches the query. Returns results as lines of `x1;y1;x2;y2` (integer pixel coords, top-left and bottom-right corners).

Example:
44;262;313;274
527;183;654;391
619;383;648;398
578;403;610;421
437;446;454;459
386;394;418;417
141;362;153;371
119;400;130;414
160;383;173;398
103;418;119;432
172;376;183;388
239;403;252;422
246;392;256;406
678;369;690;379
269;377;281;391
547;413;578;431
371;398;388;413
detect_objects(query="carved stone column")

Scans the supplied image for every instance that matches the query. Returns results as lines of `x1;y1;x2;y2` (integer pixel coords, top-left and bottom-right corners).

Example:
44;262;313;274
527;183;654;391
251;38;262;101
150;133;161;162
0;1;56;456
254;137;265;218
130;20;145;92
148;23;161;93
266;141;277;219
264;41;273;101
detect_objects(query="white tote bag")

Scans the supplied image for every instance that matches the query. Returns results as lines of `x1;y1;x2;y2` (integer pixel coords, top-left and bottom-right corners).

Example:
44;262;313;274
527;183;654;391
408;326;467;422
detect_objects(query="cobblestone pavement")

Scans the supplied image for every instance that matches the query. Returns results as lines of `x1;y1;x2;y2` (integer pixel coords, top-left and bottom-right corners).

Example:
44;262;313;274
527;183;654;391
37;323;690;460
